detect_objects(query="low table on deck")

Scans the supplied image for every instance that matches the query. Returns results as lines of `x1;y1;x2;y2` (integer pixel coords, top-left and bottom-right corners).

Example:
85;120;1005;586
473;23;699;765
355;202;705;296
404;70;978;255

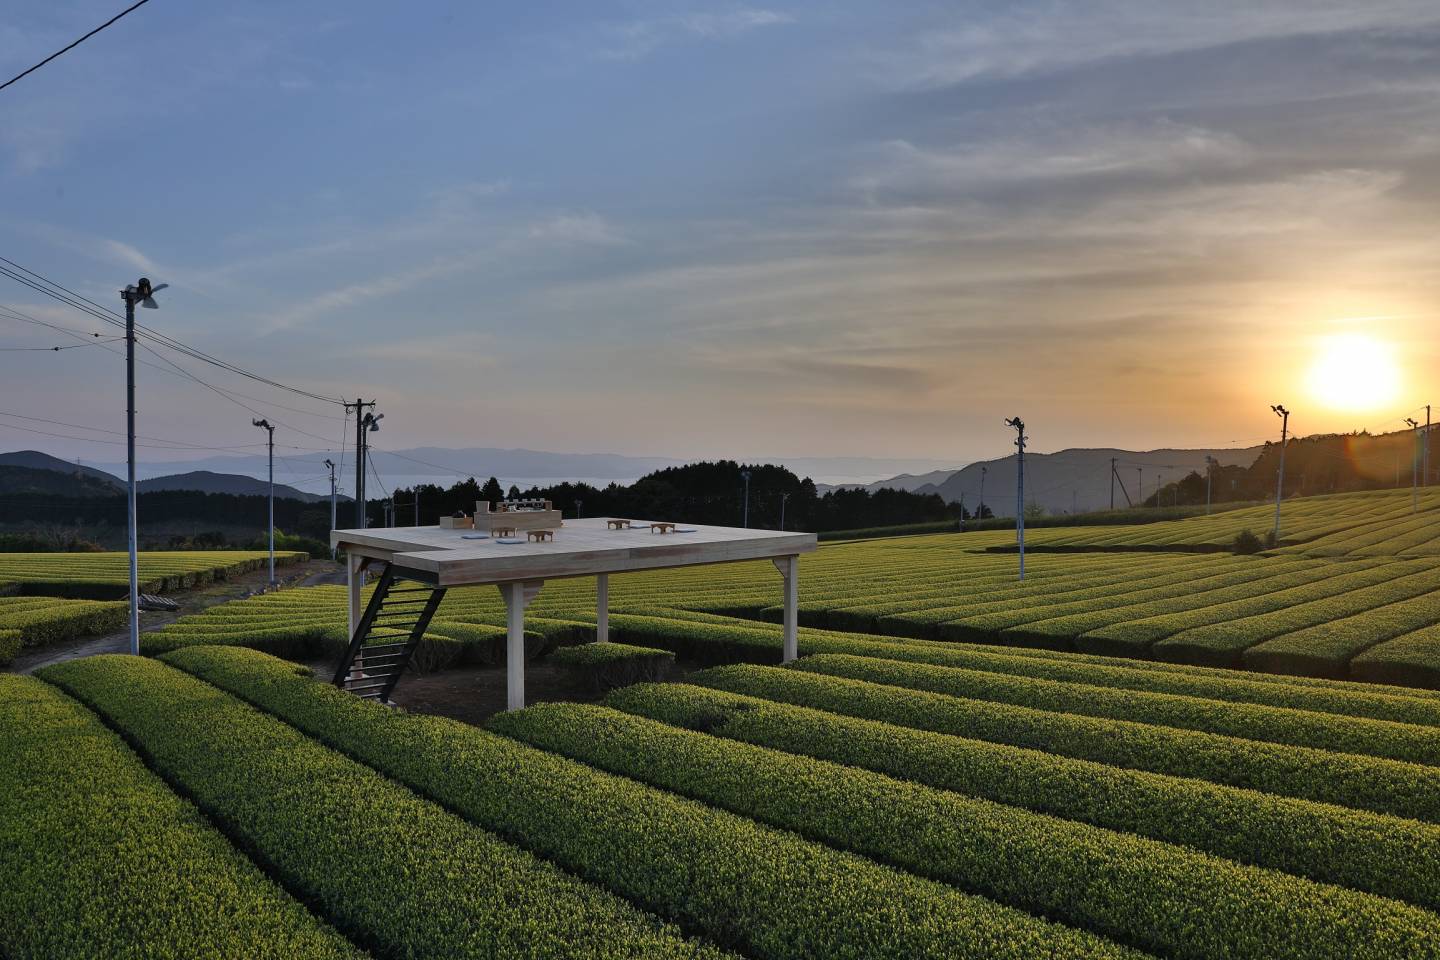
331;519;817;710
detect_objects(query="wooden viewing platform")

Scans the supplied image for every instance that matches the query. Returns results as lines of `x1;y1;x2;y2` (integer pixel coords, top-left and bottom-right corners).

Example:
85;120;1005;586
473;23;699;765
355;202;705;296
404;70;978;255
332;518;817;709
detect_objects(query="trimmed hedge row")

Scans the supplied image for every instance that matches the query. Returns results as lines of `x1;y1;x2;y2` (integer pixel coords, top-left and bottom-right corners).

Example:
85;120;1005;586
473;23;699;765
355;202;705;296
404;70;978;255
162;645;1147;960
621;605;1440;702
605;682;1440;910
492;701;1440;960
0;550;308;599
1244;589;1440;679
998;561;1351;649
40;655;733;960
1074;560;1400;655
0;597;127;650
549;641;674;695
791;653;1440;765
0;628;19;665
1152;563;1440;667
1354;627;1440;689
617;606;1440;725
688;664;1440;822
933;561;1297;644
0;674;362;960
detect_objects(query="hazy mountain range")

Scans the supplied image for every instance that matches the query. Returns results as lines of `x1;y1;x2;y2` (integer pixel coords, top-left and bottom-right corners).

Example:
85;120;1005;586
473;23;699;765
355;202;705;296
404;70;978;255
857;447;1265;515
0;451;334;504
3;444;1272;516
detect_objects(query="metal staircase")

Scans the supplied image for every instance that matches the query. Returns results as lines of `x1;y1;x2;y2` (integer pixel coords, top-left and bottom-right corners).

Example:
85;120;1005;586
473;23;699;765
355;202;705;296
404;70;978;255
332;561;447;702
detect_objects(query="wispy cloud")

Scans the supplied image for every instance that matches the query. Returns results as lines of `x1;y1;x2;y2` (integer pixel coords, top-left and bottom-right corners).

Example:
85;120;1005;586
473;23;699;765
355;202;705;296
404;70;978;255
527;212;627;246
600;7;793;60
850;121;1253;201
869;1;1440;89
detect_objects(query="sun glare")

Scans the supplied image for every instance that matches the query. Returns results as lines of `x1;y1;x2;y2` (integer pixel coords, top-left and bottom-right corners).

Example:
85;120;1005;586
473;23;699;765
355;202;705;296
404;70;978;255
1305;333;1401;412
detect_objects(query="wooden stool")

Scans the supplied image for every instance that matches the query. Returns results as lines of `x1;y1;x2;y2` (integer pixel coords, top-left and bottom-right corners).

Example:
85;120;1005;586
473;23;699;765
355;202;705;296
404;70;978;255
650;522;676;534
492;526;516;538
606;519;632;530
527;529;555;542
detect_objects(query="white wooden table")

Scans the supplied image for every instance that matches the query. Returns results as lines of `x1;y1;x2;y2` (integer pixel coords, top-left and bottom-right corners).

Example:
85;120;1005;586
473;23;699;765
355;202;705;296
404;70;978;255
331;519;817;710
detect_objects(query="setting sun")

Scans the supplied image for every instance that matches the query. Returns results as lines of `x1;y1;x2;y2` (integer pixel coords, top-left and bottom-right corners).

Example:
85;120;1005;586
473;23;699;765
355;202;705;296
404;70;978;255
1305;332;1402;413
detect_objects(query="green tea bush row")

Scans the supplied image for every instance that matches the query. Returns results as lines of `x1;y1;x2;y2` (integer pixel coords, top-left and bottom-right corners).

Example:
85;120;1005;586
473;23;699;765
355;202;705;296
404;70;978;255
688;663;1440;822
1076;560;1400;655
0;597;127;650
0;550;307;599
39;655;735;960
162;645;1146;960
605;682;1440;910
1152;563;1440;666
493;701;1440;960
1243;589;1440;679
998;562;1348;649
0;628;18;665
1353;628;1440;689
0;674;362;960
621;606;1440;725
933;561;1289;644
791;654;1440;765
549;641;674;695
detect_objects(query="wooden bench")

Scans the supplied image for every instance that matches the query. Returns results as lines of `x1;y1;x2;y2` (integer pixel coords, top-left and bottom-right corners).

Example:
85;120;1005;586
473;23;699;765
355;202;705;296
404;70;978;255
606;519;633;530
527;529;555;543
650;522;676;534
492;526;517;538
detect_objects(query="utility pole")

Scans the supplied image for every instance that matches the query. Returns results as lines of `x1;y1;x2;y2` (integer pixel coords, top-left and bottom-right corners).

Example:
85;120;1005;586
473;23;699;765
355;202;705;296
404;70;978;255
1004;417;1027;581
1426;405;1432;487
1406;418;1420;513
1271;404;1290;542
979;465;987;521
741;470;751;528
1204;455;1216;515
324;459;337;560
1137;467;1143;507
414;488;420;527
957;491;965;532
346;400;379;527
120;277;166;656
780;492;790;531
1109;457;1116;510
252;419;276;588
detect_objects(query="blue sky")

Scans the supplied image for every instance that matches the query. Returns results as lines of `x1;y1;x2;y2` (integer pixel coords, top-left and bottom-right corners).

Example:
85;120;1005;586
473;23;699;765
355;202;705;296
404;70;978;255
4;1;1440;469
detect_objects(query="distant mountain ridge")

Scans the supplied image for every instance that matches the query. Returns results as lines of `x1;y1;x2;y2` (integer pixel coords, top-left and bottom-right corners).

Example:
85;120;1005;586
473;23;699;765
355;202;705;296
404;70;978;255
0;464;124;498
0;450;122;488
137;470;336;504
909;447;1265;516
0;452;345;504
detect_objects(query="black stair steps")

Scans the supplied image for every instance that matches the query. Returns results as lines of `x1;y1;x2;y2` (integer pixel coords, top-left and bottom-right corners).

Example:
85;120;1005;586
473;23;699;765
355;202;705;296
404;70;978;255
332;561;447;702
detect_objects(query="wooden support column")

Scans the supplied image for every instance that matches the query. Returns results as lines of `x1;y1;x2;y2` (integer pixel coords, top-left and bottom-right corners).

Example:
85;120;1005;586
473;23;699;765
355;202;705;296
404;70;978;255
773;555;798;663
346;551;363;639
500;580;544;711
596;573;610;643
346;552;366;680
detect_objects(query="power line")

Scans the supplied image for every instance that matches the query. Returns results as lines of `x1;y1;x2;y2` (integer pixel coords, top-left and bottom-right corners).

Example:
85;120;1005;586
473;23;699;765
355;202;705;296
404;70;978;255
0;0;154;94
0;337;123;352
0;257;346;406
3;301;347;429
0;409;334;453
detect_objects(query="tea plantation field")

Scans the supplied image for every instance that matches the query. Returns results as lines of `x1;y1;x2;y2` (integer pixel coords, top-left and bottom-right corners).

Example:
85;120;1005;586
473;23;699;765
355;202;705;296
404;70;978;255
150;540;1440;687
6;641;1440;958
0;550;308;599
